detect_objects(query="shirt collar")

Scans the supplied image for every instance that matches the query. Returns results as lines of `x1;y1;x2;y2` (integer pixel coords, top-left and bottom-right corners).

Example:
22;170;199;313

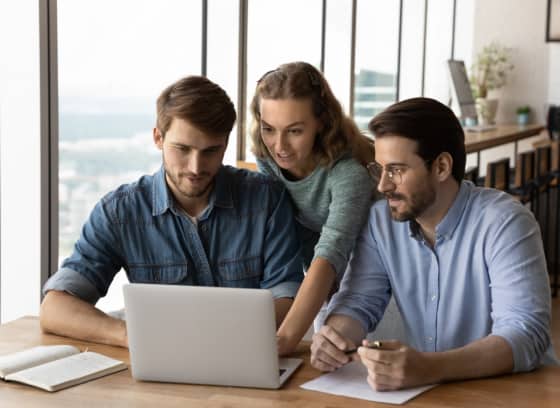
151;165;234;217
152;165;172;216
407;181;471;242
435;181;470;241
208;166;234;210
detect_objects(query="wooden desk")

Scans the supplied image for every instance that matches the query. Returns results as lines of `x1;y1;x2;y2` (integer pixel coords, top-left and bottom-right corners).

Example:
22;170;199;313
464;124;545;169
1;317;559;408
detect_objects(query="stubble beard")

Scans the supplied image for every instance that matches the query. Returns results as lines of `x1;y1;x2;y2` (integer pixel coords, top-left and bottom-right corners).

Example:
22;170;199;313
387;184;436;222
163;161;214;199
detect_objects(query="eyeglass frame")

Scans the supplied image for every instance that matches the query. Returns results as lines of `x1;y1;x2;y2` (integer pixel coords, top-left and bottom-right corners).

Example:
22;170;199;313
366;158;435;186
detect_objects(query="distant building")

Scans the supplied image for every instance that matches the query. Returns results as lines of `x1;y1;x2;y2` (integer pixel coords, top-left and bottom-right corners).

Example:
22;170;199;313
353;69;396;131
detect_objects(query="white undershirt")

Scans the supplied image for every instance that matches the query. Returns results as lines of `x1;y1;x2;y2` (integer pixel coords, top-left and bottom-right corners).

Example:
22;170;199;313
179;206;207;226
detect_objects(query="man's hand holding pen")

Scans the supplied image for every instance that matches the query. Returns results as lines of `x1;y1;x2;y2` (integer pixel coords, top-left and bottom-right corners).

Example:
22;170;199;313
356;339;436;391
311;327;436;391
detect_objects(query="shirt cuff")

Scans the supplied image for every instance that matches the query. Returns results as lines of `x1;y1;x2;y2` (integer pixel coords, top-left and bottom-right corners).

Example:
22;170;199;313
42;267;101;305
492;326;548;372
267;280;301;299
313;248;346;281
326;304;371;333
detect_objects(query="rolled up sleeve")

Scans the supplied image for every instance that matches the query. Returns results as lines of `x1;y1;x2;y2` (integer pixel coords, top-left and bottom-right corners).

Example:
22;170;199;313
42;267;101;304
487;210;552;372
313;162;374;280
43;198;124;303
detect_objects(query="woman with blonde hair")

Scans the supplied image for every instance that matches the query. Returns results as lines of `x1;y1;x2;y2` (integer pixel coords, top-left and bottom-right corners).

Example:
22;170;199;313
250;61;376;355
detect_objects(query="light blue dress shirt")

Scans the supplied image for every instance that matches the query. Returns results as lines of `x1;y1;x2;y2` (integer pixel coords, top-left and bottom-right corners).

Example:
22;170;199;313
327;181;554;372
44;165;303;304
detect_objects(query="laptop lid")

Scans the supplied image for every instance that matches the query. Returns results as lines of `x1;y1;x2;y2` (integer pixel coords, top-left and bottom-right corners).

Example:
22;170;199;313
123;284;301;389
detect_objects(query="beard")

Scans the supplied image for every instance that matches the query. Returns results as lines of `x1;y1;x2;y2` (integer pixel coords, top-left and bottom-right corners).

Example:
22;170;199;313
386;183;436;222
163;158;214;199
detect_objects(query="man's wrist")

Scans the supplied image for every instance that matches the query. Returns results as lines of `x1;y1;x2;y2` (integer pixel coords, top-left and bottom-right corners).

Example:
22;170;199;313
423;351;446;383
118;319;128;348
105;316;128;348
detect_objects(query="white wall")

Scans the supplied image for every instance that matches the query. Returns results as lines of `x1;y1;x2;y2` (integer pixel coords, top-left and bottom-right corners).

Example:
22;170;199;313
0;2;42;323
466;0;552;174
549;44;560;104
473;0;550;124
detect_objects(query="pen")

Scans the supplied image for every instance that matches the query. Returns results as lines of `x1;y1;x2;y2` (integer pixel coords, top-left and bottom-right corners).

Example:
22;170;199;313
344;340;382;355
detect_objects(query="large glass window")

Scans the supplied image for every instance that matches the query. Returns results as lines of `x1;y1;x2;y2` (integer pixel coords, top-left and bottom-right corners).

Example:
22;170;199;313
423;0;454;102
324;0;353;113
1;0;480;323
57;0;202;312
245;0;322;160
453;0;475;66
353;0;400;131
207;0;239;166
399;0;426;100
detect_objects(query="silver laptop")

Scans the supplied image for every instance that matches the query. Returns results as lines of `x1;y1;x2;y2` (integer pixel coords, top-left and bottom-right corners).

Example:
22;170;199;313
123;284;302;389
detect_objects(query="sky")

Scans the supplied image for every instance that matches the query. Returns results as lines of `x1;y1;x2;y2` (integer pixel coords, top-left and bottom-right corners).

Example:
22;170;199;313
57;0;407;112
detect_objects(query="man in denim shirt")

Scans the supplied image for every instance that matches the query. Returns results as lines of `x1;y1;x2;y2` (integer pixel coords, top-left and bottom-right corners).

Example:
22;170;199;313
40;76;303;348
311;98;555;390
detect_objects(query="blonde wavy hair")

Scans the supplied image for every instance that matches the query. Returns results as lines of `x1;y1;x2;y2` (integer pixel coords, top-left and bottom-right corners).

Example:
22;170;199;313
250;61;374;167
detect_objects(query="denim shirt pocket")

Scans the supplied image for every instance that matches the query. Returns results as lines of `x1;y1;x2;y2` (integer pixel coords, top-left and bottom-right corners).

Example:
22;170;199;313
218;256;262;288
127;263;189;284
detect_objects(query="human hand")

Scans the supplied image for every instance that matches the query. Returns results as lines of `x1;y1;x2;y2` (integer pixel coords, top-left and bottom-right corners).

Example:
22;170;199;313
310;325;358;372
357;340;435;390
118;318;129;349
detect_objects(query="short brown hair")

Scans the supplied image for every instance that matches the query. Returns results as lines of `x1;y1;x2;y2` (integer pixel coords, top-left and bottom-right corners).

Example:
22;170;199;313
368;97;466;182
156;76;236;137
250;62;373;166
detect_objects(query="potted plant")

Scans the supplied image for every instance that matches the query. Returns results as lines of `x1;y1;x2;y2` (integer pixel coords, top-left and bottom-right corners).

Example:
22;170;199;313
470;42;514;125
516;106;530;125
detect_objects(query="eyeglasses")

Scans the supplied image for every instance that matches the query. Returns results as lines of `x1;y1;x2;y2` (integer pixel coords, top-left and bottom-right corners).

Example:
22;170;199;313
367;159;434;186
367;162;406;185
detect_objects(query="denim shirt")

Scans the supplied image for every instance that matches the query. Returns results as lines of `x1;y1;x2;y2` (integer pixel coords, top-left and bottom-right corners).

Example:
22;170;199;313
44;165;303;304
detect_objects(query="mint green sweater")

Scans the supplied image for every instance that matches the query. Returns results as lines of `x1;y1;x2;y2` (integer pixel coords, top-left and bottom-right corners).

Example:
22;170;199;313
257;155;375;279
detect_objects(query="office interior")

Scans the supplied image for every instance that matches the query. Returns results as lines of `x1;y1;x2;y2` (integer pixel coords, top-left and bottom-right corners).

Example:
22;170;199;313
0;1;559;359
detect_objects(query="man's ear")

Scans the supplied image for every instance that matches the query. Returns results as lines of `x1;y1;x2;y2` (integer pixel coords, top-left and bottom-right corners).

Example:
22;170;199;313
153;127;163;150
434;152;453;182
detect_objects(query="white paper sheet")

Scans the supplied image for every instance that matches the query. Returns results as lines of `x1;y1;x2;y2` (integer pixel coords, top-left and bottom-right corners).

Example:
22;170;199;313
300;361;437;405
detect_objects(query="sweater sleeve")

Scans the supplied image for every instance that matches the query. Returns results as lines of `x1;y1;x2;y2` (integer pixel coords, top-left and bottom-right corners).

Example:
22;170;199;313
313;159;375;279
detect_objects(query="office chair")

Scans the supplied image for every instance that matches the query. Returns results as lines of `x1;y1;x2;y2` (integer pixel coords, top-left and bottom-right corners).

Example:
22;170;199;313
485;158;511;192
464;166;479;184
547;105;560;140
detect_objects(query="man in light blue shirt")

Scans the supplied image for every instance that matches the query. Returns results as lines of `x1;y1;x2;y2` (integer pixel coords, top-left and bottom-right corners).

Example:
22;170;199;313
40;76;302;348
311;97;555;390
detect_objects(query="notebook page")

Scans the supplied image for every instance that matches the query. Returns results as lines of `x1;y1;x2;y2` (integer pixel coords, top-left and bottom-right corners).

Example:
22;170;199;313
0;345;79;377
5;351;127;391
301;361;437;405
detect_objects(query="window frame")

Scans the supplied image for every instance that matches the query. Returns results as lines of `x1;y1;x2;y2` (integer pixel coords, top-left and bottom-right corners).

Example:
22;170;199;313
42;0;461;287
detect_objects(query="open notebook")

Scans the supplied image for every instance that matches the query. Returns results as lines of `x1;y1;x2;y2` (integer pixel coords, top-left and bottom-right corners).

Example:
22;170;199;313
0;345;127;392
